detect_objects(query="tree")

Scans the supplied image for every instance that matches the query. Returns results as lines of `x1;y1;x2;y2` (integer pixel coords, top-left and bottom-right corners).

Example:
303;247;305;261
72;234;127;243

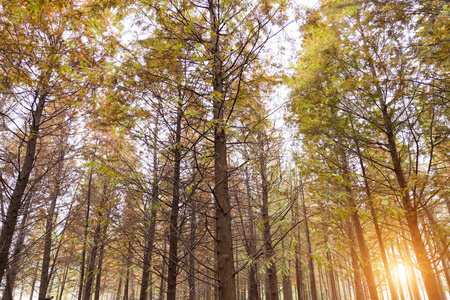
287;1;450;299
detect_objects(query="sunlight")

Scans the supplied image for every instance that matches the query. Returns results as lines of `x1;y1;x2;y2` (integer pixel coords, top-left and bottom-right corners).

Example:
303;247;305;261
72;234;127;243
395;263;408;286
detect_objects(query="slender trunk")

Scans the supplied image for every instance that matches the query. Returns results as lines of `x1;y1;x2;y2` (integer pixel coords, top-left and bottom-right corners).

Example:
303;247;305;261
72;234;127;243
336;130;378;300
38;193;57;300
115;277;122;300
423;204;450;290
318;266;326;299
300;180;317;300
82;222;102;300
293;196;305;300
130;274;135;300
348;224;364;300
208;1;236;299
358;22;443;297
379;76;443;300
354;136;398;300
83;192;109;300
79;170;93;300
260;149;279;300
326;251;338;300
166;102;182;300
140;109;160;300
149;270;153;300
29;262;40;300
139;202;158;300
241;171;260;300
123;264;130;300
2;196;31;300
188;205;197;300
282;260;293;300
58;265;69;300
39;153;64;300
0;88;48;281
94;224;107;300
295;256;304;300
159;234;167;300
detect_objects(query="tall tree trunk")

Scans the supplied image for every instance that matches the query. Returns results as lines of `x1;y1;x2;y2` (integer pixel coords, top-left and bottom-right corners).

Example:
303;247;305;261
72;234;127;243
423;204;450;290
293;193;305;300
208;1;236;299
241;170;260;300
83;192;110;300
58;265;69;300
82;222;102;300
188;204;197;300
295;255;304;300
259;147;279;300
159;234;167;300
78;169;93;300
29;262;40;300
318;266;326;299
115;277;122;300
354;137;398;300
348;224;364;300
37;190;58;300
38;137;66;300
326;251;338;300
139;108;160;300
166;101;183;300
149;270;153;300
300;179;317;300
139;199;158;300
282;259;293;300
94;224;108;300
2;196;31;300
378;64;443;300
123;252;132;300
358;23;444;297
339;148;379;300
0;87;48;282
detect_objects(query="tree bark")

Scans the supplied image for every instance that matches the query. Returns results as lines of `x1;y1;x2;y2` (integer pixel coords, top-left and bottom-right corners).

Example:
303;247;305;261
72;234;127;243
58;265;69;300
282;260;293;300
0;87;48;282
293;194;305;300
2;196;31;300
139;107;160;300
354;137;398;300
83;189;109;300
241;170;260;300
208;1;236;298
82;221;102;300
123;257;130;300
29;262;39;300
188;204;197;300
380;100;443;299
94;224;108;300
339;149;379;300
78;169;93;300
348;224;364;300
326;250;338;300
300;180;317;300
166;101;183;300
38;138;66;300
257;137;279;300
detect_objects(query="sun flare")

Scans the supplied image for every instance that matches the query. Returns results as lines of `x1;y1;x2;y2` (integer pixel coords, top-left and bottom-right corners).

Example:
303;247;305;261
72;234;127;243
395;263;408;286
